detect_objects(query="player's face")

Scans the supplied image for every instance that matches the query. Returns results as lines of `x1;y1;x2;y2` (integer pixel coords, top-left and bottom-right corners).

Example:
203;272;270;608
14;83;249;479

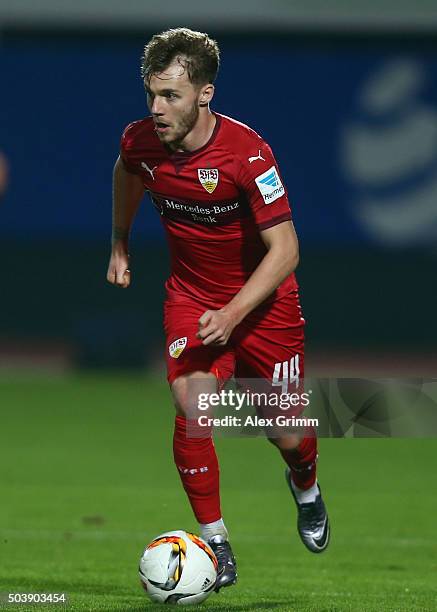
146;61;204;148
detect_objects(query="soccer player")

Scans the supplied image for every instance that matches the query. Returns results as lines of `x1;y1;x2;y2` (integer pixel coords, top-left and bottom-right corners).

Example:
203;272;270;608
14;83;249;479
107;28;330;590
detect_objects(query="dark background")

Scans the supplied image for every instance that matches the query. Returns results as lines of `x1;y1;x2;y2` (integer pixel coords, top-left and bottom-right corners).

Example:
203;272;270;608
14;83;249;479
1;28;436;370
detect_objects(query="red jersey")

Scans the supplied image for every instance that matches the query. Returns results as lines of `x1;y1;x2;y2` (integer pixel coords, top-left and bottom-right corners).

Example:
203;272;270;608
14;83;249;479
120;112;298;307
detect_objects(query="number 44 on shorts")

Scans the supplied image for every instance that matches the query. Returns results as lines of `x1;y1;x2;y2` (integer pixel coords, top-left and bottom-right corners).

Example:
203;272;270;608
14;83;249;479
272;355;300;393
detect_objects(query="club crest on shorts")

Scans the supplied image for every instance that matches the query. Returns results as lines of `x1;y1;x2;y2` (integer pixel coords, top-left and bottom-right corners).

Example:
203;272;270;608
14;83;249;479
169;337;187;359
198;169;219;194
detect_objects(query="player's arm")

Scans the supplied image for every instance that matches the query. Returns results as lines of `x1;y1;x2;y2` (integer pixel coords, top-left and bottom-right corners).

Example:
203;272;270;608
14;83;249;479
225;219;298;316
197;220;299;345
198;139;299;346
107;156;145;288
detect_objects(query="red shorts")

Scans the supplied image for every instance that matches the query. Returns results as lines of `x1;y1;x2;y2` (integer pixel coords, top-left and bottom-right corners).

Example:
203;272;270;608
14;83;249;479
164;291;305;389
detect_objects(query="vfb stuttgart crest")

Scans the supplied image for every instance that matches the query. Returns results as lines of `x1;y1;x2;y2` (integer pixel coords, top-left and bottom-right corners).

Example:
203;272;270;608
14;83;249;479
198;168;219;194
169;337;187;359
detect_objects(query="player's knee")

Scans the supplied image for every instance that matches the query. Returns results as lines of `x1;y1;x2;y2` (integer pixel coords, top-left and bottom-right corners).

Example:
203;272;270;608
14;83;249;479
171;372;218;417
267;433;303;451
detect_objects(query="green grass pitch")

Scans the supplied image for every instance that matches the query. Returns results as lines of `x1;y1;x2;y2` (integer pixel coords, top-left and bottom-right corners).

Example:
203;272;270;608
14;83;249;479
0;374;436;611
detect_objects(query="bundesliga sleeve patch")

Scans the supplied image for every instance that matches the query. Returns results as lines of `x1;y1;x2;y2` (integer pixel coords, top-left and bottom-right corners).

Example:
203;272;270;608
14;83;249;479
255;166;285;204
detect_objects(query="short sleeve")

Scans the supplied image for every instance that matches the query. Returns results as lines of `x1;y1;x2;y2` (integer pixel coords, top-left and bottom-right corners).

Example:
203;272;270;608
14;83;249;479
120;123;142;175
236;140;292;231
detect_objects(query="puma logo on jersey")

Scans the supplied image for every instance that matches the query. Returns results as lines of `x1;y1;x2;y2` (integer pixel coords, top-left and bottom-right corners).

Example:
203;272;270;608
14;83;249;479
141;161;158;180
248;150;265;163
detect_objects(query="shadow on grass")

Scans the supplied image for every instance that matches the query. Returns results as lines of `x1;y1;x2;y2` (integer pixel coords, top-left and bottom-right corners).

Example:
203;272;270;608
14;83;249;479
137;601;296;611
2;578;297;611
0;576;133;597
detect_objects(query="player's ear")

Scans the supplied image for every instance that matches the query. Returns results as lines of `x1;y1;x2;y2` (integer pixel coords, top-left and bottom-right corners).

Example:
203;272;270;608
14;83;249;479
199;84;214;107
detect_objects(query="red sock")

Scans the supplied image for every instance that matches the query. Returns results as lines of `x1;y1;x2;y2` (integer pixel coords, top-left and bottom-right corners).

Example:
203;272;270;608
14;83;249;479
280;428;318;490
173;415;221;524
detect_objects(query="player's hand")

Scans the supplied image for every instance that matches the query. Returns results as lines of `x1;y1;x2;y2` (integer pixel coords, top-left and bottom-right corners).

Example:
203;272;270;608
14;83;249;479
196;309;238;346
106;249;131;288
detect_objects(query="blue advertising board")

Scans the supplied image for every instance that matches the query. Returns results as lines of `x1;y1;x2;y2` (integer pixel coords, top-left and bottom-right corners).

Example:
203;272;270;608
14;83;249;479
2;36;437;247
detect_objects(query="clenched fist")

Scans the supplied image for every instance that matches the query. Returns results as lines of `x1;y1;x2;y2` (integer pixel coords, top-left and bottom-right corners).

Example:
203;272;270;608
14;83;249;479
107;248;131;288
196;308;239;346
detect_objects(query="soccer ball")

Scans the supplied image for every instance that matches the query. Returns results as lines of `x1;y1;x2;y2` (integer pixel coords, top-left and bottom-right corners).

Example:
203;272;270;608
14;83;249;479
139;530;218;605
